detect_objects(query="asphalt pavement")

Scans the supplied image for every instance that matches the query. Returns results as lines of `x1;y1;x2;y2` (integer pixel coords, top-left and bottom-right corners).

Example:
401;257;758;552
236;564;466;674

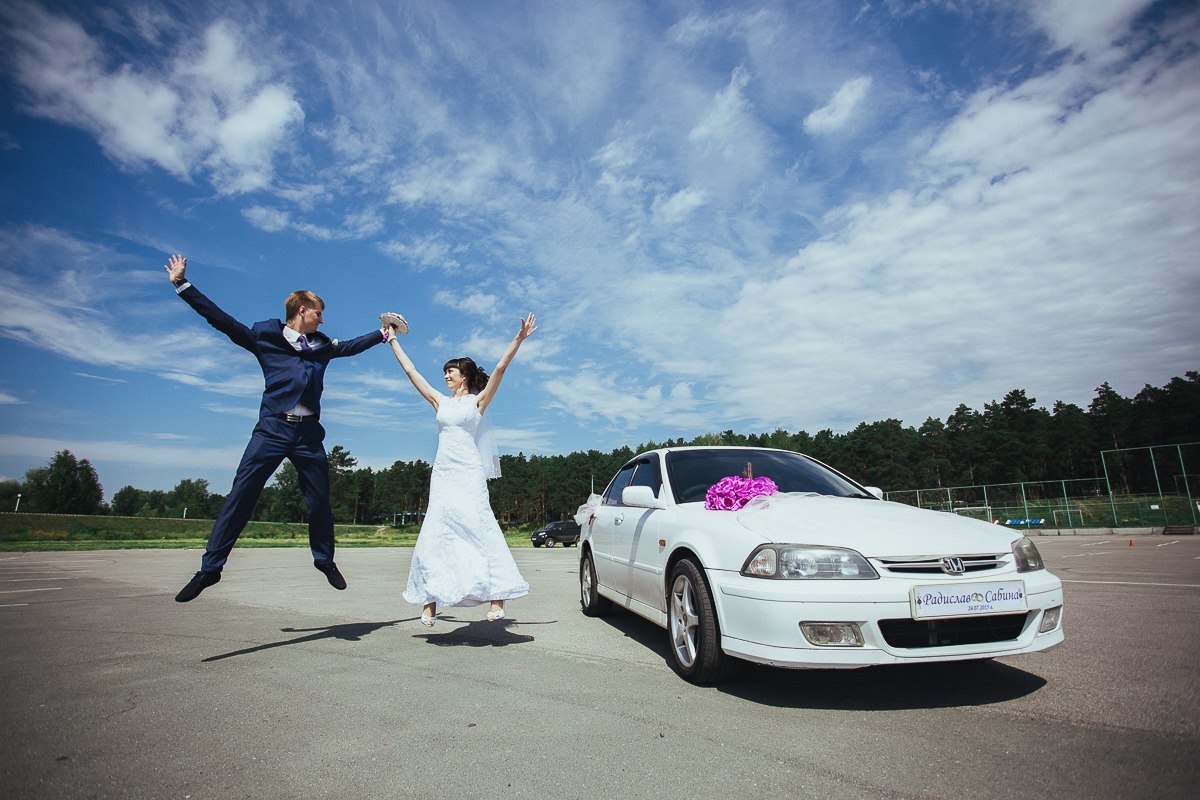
0;536;1197;799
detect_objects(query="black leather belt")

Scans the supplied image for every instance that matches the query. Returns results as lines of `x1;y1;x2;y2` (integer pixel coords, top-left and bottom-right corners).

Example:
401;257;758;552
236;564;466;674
278;413;310;423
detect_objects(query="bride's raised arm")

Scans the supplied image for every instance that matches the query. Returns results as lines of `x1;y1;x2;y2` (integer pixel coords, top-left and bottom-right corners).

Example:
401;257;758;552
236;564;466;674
384;327;441;409
476;313;536;416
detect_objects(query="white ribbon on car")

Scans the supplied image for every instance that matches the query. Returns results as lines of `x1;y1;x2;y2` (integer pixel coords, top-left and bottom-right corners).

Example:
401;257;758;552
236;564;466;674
574;493;603;528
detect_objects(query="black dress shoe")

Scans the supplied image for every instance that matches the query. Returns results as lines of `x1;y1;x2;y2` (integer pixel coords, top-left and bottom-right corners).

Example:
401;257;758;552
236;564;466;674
315;561;347;590
175;570;220;602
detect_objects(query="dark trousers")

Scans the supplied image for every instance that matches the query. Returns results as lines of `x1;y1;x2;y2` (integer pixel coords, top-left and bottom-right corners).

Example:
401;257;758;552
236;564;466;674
201;415;335;573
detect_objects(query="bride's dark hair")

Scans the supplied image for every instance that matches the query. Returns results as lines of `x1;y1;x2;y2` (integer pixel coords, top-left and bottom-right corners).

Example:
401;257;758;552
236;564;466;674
443;357;489;394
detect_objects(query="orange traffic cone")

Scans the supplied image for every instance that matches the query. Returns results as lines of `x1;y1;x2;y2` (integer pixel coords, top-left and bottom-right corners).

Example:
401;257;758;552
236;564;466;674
1129;539;1135;547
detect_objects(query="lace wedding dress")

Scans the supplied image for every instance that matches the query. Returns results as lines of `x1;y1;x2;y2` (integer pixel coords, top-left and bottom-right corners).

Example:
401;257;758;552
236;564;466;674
403;394;529;608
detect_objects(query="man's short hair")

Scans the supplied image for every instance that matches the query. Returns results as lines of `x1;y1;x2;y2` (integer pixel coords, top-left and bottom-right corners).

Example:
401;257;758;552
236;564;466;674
285;290;324;320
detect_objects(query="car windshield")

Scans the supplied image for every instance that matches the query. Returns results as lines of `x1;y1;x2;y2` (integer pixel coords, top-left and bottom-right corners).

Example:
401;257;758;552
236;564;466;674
665;448;869;504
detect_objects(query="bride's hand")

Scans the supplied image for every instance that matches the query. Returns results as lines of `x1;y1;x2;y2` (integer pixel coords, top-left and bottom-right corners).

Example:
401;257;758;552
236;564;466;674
517;313;537;341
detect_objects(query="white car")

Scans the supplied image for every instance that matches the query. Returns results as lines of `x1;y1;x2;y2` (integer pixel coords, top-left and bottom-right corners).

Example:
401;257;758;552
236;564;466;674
577;446;1064;684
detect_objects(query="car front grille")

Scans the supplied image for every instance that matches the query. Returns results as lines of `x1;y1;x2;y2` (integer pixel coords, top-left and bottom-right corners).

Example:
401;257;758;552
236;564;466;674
878;612;1030;648
877;554;1006;576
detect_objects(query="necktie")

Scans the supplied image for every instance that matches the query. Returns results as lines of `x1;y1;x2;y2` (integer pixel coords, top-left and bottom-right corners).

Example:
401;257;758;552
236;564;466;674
298;334;311;351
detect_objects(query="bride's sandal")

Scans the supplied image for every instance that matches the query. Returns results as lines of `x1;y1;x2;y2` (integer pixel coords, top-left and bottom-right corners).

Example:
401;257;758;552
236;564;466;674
486;608;505;622
420;613;435;627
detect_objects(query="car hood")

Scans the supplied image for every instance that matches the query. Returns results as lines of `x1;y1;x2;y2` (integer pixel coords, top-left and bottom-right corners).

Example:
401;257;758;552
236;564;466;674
723;493;1021;557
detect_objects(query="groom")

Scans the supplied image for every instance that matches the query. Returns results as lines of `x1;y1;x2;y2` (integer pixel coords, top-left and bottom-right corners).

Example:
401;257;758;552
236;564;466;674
165;254;387;602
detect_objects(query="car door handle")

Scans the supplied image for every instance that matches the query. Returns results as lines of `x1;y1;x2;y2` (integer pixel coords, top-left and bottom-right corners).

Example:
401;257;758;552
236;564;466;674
614;513;625;525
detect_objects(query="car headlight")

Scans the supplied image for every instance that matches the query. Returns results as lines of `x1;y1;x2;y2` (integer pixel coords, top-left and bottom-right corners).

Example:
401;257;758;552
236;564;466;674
1012;537;1045;572
742;545;879;579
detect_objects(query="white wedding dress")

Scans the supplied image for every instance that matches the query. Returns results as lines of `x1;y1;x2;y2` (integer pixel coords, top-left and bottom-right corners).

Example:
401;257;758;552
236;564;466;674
403;393;529;608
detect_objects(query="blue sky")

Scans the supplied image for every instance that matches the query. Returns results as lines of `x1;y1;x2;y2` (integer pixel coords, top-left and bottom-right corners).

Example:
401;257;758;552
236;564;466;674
1;0;1197;500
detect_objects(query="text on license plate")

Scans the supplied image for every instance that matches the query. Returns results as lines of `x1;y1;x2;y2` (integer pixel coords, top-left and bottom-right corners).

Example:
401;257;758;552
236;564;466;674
910;580;1027;620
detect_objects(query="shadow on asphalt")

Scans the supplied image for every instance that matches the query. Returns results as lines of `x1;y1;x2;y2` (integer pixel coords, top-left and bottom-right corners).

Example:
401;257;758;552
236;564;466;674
595;608;1049;709
201;619;405;662
725;660;1048;709
201;615;550;661
417;616;540;648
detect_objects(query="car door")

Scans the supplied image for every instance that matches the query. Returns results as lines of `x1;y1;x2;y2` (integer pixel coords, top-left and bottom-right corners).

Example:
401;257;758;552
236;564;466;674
588;463;637;598
622;459;667;610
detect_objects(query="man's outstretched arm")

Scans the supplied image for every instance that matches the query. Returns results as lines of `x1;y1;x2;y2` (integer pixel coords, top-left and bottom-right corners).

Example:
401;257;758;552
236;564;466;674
163;254;256;351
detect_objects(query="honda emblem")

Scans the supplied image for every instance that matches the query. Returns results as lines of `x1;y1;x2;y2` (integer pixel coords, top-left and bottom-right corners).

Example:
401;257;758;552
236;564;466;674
940;556;966;575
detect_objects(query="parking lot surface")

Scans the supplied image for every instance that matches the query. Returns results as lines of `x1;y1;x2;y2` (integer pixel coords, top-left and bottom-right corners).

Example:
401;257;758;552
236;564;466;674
1;535;1197;799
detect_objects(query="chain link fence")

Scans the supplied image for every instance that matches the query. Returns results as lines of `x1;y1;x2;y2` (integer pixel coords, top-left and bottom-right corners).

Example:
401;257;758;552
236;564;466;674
885;443;1199;531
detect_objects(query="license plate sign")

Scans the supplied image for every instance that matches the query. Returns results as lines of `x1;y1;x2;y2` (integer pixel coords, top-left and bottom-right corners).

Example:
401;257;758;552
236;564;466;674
911;580;1027;620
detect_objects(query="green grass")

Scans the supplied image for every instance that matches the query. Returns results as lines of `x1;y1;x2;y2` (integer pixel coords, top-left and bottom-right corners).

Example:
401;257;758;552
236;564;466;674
0;513;538;551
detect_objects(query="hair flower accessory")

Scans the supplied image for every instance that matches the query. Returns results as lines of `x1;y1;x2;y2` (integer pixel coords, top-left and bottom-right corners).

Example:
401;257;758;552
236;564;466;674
705;475;778;511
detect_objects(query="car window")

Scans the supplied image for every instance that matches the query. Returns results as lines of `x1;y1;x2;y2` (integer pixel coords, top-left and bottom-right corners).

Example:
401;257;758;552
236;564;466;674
602;464;636;505
602;459;661;505
665;448;867;504
628;459;662;498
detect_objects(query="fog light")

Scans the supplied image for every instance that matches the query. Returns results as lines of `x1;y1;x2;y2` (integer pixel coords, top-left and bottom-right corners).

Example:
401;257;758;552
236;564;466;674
800;622;864;647
1038;605;1062;633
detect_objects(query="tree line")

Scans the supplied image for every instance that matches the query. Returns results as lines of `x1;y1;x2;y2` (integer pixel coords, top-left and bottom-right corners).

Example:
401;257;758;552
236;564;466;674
3;372;1196;524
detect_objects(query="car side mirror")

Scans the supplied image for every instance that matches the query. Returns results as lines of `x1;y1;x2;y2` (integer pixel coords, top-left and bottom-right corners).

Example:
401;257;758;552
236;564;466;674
865;486;884;500
622;485;666;509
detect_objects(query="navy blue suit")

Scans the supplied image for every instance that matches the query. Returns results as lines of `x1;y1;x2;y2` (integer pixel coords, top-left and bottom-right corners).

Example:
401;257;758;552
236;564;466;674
178;284;383;573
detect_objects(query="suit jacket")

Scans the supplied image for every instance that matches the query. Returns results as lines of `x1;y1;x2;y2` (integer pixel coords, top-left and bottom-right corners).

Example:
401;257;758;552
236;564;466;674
179;284;382;420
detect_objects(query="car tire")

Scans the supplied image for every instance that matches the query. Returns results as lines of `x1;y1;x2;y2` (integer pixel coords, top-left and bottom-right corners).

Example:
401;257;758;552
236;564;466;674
580;551;612;617
667;558;734;685
532;541;542;548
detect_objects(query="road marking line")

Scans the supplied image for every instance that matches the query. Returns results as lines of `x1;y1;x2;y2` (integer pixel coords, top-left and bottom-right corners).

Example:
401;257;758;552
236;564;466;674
0;587;62;594
1156;541;1180;547
1063;579;1200;588
0;560;106;564
0;603;29;607
0;578;75;582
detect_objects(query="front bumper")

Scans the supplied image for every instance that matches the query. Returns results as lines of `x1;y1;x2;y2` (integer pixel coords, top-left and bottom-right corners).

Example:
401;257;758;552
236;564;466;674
710;569;1065;669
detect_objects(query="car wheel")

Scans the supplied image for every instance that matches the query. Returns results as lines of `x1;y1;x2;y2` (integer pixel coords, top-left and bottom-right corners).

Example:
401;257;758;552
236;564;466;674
532;541;542;548
580;551;612;617
667;558;733;685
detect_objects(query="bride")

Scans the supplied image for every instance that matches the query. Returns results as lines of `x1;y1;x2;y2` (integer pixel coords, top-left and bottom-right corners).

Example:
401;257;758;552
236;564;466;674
382;312;536;626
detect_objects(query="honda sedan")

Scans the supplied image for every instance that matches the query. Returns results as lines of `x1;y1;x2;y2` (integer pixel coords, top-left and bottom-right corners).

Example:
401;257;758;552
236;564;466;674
577;447;1064;684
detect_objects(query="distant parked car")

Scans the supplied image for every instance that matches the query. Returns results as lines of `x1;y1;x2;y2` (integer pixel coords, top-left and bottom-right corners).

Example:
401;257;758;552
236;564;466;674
531;520;581;548
578;446;1065;684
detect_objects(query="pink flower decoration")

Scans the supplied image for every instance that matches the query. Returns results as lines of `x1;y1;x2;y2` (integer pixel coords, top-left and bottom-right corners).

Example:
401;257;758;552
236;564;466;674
704;475;778;511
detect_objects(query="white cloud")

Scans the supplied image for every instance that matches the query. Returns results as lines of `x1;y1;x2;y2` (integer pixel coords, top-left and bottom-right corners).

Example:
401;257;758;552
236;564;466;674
379;234;463;271
0;433;246;471
2;6;303;193
1;0;1196;481
434;289;498;319
688;65;755;150
804;76;872;135
1029;0;1155;54
242;205;290;232
652;187;708;225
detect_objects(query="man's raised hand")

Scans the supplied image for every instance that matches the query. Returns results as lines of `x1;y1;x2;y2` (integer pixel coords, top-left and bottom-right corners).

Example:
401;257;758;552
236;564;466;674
165;253;187;285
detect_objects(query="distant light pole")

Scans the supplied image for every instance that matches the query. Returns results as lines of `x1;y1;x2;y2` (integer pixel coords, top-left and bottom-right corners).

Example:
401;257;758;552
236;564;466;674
14;493;21;512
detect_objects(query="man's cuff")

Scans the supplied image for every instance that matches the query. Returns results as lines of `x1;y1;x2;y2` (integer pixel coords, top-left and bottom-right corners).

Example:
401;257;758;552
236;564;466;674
174;281;192;294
